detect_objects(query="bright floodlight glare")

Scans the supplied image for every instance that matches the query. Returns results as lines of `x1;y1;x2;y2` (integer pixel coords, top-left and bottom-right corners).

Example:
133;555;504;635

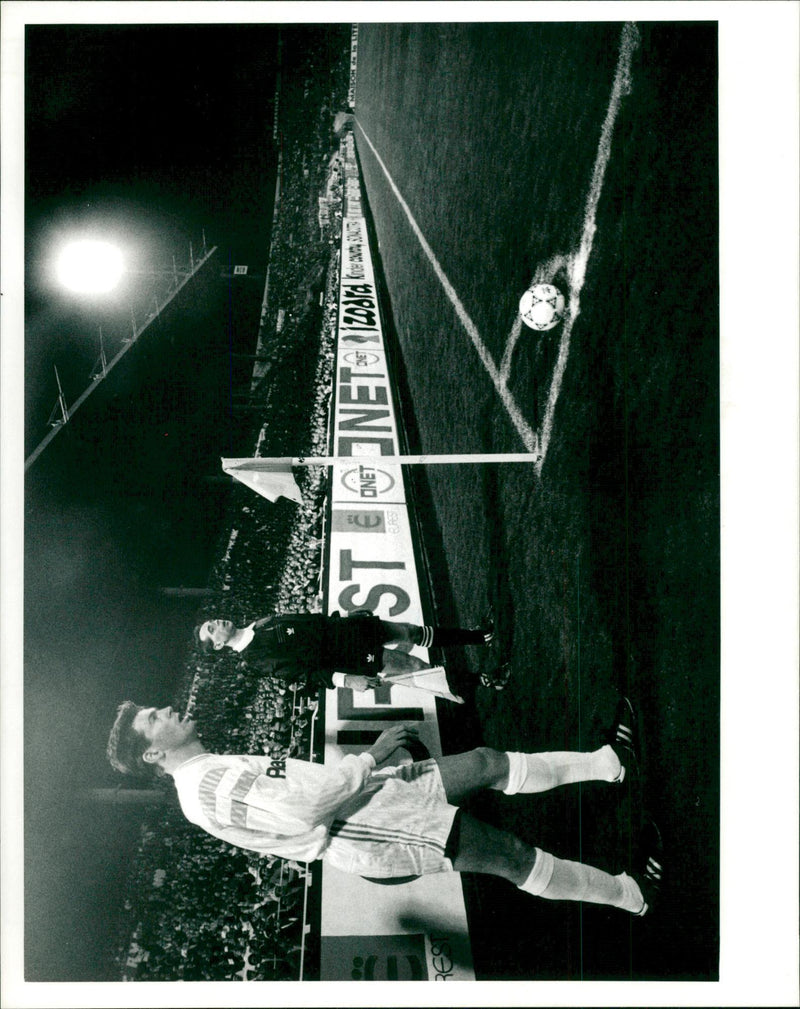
56;240;125;294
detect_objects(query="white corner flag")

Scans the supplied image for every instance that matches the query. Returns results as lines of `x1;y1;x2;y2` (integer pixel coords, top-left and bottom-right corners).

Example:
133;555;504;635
379;665;465;704
222;451;540;505
222;458;303;504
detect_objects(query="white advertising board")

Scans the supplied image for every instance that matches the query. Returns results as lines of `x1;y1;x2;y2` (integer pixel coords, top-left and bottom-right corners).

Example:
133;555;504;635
318;134;474;981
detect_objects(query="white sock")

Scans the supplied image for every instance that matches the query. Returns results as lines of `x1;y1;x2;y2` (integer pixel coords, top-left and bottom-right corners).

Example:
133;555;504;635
617;871;647;915
517;849;555;895
519;852;644;913
499;745;623;794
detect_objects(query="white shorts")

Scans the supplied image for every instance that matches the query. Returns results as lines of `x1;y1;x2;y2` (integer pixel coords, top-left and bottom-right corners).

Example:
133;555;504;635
322;759;459;878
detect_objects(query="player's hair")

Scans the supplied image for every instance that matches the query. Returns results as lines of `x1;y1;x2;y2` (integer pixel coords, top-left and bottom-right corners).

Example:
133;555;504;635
193;622;215;654
106;700;158;777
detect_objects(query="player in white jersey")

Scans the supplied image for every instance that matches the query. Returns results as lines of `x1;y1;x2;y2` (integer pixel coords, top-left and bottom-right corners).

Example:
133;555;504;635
107;696;663;914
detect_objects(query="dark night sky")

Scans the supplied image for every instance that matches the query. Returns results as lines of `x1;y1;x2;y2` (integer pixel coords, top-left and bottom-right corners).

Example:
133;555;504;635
19;20;297;979
25;22;281;437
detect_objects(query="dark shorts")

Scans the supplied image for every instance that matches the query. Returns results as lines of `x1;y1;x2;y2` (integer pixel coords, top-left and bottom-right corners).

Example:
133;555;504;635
323;613;385;674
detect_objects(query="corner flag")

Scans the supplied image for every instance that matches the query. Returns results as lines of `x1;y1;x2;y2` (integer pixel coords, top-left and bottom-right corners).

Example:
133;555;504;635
222;458;303;504
221;452;540;506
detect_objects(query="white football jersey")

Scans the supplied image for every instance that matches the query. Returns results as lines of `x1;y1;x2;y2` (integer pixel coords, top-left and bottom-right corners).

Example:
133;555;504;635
173;750;377;861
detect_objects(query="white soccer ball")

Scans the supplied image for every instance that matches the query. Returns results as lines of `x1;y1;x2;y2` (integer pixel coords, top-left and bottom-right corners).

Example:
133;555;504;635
519;283;566;331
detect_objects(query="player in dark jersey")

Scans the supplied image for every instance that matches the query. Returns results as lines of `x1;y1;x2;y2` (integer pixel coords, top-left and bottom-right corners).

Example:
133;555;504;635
193;609;510;692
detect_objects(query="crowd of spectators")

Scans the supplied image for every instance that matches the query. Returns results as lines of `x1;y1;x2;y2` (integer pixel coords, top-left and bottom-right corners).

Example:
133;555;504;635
114;27;354;982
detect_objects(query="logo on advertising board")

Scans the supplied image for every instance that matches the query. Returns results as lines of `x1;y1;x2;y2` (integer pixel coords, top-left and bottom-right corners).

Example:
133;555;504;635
320;934;428;981
320;149;474;981
343;351;381;368
331;509;386;533
340;465;395;499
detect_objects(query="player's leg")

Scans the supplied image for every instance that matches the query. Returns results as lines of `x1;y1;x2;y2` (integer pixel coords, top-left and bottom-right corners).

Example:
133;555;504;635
450;812;645;914
434;747;511;803
379;619;492;649
379;639;509;692
380;644;432;674
437;696;639;800
434;745;623;806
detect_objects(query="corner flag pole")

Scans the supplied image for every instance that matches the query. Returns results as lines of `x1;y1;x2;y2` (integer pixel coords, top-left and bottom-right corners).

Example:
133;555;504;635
221;454;540;504
223;453;540;467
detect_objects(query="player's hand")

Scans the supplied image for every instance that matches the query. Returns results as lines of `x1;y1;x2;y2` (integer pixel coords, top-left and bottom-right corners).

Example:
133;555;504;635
346;674;372;692
367;723;420;764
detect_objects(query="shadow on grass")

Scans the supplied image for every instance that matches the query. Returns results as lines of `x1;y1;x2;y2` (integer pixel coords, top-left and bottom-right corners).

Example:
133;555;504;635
477;451;516;673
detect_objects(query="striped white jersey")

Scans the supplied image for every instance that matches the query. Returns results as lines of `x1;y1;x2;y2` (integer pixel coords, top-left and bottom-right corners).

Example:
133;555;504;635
172;750;377;861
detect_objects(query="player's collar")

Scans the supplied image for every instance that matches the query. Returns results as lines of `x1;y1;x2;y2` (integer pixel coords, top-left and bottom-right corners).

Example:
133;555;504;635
170;749;209;775
230;623;255;651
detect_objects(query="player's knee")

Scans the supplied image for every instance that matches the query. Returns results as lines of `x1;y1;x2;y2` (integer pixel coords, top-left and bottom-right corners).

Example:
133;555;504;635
381;620;418;644
471;746;506;786
406;623;423;645
484;828;533;883
503;832;536;883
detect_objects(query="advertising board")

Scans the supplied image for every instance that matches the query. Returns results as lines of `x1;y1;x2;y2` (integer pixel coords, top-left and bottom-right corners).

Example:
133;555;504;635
319;132;474;980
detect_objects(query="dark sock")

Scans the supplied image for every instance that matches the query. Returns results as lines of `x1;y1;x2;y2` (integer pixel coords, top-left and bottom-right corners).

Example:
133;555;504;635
421;625;486;648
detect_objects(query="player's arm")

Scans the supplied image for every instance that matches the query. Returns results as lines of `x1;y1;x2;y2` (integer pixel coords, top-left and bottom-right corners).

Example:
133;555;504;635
299;724;420;822
248;725;421;829
367;723;420;764
241;750;376;829
331;672;381;691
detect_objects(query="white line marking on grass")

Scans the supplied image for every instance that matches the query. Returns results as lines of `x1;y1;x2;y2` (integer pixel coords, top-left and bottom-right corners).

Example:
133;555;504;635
533;253;573;287
356;21;639;476
535;23;640;475
499;315;524;382
355;120;541;459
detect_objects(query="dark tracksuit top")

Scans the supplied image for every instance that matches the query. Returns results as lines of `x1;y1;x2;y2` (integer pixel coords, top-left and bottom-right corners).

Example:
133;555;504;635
237;611;384;689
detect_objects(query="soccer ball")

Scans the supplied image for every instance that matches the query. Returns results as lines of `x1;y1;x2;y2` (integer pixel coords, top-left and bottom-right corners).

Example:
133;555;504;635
519;283;566;331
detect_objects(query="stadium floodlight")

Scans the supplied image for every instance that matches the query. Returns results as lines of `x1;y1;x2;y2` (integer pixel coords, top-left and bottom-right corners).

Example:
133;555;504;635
26;240;218;471
55;239;125;295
